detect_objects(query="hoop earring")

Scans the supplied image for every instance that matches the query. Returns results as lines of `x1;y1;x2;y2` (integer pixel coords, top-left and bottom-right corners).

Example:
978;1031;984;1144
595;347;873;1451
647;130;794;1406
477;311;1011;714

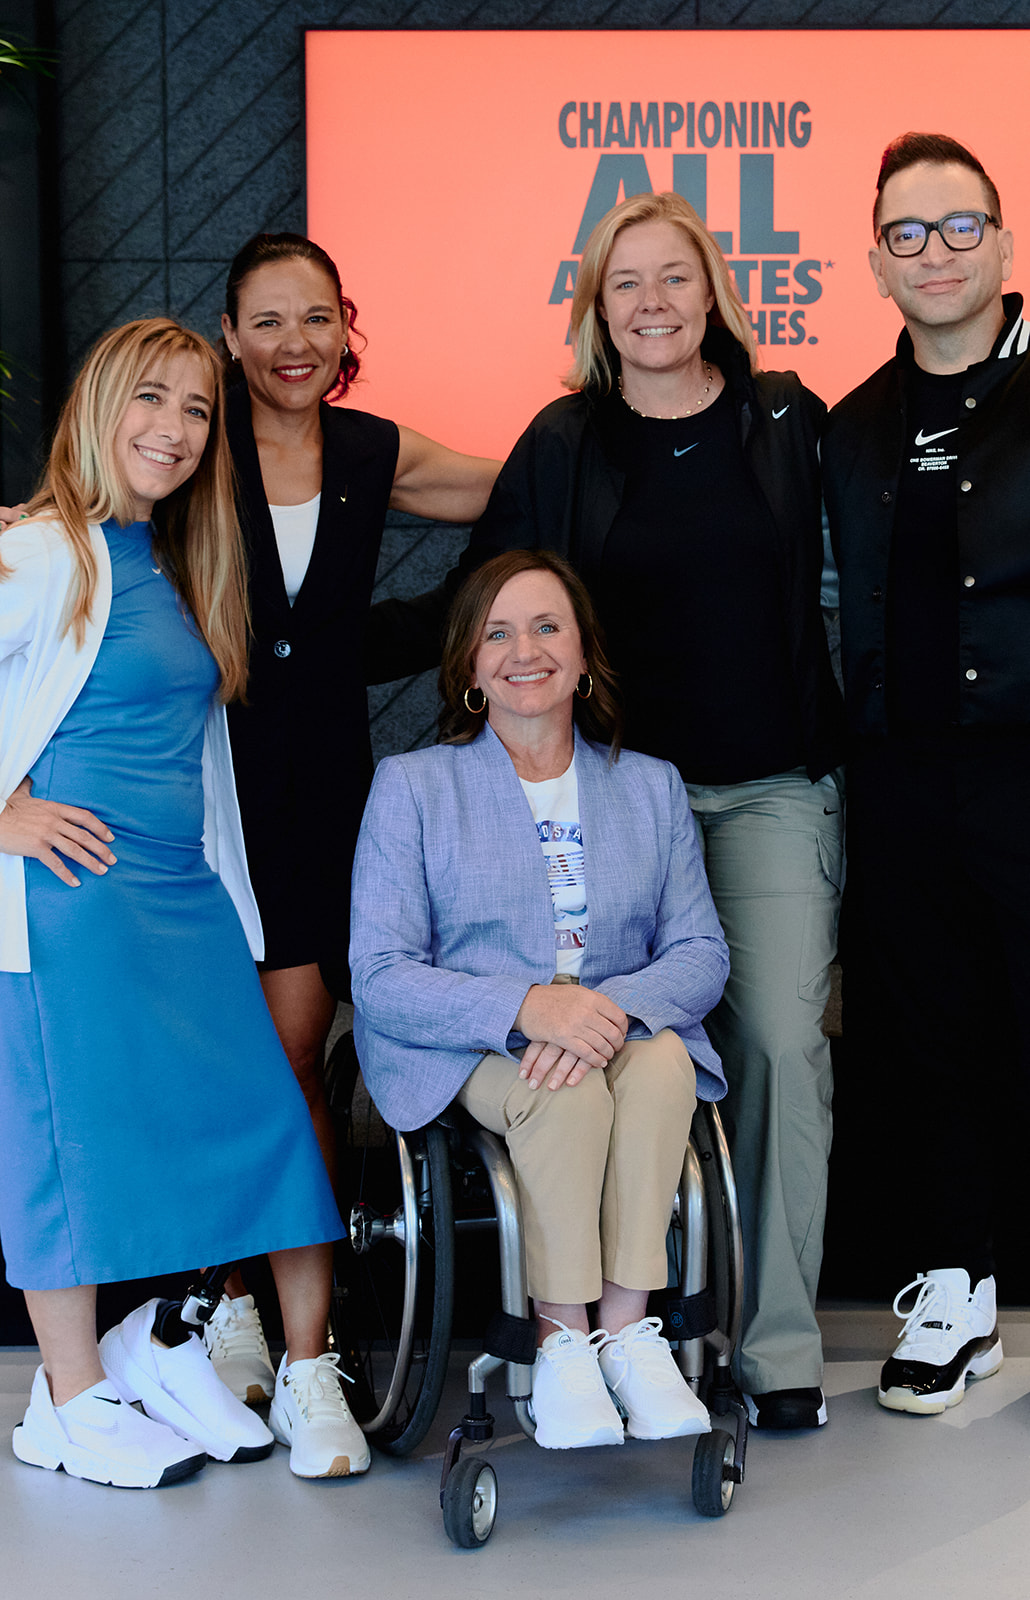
231;352;239;363
576;672;594;700
463;686;487;714
341;342;349;357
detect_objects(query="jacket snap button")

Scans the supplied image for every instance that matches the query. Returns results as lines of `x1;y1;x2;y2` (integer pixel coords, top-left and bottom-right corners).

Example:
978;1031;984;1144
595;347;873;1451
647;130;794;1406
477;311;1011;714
963;575;976;588
964;396;977;409
960;480;972;492
872;587;883;601
880;490;892;504
274;639;291;658
966;668;977;681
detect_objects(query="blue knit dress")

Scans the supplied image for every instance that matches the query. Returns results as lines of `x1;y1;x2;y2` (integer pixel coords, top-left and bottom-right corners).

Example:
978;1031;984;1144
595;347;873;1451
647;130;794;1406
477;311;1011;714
0;519;342;1290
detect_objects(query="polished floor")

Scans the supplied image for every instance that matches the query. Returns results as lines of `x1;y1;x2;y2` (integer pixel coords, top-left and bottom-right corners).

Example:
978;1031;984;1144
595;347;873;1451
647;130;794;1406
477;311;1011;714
2;1306;1029;1600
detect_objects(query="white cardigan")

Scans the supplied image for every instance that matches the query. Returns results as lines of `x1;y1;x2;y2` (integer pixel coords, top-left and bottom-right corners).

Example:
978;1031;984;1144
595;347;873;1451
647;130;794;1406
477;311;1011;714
0;518;262;971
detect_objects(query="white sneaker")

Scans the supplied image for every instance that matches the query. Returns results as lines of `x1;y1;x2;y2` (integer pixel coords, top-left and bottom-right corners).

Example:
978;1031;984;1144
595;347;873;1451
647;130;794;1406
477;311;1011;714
878;1269;1003;1415
12;1366;206;1488
99;1298;275;1462
202;1294;275;1405
599;1317;711;1440
529;1321;625;1450
269;1352;371;1477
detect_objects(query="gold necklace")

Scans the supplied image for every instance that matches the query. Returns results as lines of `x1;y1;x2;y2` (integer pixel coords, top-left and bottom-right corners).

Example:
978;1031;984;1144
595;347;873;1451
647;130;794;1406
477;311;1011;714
618;362;714;419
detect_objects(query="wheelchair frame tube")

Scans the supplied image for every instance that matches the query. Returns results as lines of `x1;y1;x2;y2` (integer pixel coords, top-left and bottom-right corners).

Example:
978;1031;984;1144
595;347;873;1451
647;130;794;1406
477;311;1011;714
466;1125;536;1420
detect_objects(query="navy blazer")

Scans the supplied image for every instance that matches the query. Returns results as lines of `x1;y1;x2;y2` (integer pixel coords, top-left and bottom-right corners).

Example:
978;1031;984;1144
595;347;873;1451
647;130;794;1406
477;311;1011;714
350;725;729;1130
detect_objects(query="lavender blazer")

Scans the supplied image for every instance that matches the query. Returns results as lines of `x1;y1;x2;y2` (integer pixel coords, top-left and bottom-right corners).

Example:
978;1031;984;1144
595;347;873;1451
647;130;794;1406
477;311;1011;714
349;725;729;1131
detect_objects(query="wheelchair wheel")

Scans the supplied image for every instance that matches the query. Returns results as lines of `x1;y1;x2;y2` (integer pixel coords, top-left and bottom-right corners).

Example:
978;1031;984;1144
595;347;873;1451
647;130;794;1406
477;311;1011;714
693;1103;743;1356
692;1428;736;1517
442;1456;498;1548
332;1070;454;1457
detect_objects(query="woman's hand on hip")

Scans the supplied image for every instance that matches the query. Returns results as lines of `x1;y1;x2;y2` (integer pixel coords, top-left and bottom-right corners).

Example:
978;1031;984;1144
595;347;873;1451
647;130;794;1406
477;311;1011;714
519;1039;602;1092
514;983;628;1071
0;777;116;886
0;502;27;530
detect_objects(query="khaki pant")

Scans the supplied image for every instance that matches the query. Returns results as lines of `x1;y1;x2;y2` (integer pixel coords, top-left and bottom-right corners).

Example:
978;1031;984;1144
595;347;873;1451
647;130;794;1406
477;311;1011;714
458;1028;696;1305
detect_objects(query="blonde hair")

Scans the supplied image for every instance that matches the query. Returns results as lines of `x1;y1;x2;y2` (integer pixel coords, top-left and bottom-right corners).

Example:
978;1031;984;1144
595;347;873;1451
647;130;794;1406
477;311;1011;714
564;191;758;394
9;317;249;700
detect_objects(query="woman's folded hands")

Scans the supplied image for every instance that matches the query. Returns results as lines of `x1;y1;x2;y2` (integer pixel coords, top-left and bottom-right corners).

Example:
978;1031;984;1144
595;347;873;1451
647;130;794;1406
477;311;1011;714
515;983;628;1091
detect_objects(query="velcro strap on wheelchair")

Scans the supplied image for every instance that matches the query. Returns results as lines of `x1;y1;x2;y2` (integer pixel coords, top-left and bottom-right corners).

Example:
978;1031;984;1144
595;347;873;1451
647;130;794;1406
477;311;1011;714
484;1310;538;1366
655;1289;717;1341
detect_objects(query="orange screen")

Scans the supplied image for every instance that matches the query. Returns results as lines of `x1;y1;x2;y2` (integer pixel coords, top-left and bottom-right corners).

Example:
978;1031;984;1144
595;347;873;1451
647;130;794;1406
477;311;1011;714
306;30;1030;457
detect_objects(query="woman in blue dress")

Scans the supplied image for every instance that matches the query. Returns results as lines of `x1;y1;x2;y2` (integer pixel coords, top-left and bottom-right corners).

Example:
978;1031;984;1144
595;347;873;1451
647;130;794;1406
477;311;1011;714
0;317;361;1488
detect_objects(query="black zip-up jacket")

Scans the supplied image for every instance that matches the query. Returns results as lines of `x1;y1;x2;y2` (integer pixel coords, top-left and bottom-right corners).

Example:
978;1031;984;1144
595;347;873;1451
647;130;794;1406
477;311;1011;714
439;327;843;782
822;293;1030;740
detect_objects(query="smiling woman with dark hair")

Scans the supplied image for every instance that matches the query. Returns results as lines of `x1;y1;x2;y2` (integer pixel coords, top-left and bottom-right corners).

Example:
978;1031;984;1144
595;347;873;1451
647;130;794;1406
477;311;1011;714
351;549;729;1451
197;232;502;1447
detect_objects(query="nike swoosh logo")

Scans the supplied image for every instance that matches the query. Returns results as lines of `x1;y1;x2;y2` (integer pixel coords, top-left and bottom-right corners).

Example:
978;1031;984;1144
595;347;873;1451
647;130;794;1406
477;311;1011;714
772;406;790;419
673;444;698;457
915;427;958;446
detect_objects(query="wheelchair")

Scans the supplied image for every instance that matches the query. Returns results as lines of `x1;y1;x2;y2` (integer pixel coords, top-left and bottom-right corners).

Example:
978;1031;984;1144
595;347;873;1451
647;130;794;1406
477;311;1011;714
325;1033;749;1547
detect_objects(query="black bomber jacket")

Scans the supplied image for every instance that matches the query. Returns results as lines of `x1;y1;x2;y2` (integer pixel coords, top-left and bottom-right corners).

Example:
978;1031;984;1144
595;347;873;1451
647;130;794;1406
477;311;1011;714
822;293;1030;740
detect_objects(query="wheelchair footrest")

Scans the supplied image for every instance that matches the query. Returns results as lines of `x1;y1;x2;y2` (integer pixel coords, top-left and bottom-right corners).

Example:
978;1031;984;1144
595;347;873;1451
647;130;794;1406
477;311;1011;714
484;1309;538;1366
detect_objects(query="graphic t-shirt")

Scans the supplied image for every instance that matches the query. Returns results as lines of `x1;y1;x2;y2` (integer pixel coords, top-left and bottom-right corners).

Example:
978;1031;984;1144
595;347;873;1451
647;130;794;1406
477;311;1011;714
519;756;587;977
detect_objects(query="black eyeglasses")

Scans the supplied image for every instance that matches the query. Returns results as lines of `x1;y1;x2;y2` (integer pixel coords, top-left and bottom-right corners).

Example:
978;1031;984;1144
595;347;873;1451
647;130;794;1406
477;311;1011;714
877;212;1000;258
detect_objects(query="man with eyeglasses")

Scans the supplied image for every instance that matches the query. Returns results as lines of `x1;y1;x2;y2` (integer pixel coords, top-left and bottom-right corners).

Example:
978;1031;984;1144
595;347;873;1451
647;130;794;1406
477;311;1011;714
823;132;1027;1420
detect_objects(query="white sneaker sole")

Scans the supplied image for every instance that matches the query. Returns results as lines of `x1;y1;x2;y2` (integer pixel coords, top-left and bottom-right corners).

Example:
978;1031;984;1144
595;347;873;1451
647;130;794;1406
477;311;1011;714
11;1420;205;1489
532;1422;625;1450
268;1405;371;1476
624;1410;711;1441
528;1400;625;1450
878;1339;1003;1415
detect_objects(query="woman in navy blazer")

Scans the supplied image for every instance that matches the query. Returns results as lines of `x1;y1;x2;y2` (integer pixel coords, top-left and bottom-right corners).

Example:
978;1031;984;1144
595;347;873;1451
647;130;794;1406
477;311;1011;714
351;550;729;1450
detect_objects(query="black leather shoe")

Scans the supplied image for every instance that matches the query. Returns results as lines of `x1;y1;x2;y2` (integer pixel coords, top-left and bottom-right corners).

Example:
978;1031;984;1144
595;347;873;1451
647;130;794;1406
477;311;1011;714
743;1388;827;1429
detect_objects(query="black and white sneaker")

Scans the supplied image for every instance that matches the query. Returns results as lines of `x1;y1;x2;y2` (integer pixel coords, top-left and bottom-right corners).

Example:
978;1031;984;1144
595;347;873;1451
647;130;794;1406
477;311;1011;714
878;1268;1002;1415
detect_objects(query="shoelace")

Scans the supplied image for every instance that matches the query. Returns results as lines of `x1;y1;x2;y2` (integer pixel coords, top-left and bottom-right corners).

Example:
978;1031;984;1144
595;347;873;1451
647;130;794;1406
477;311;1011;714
599;1316;671;1391
538;1317;610;1394
208;1301;266;1359
892;1276;955;1350
285;1352;355;1421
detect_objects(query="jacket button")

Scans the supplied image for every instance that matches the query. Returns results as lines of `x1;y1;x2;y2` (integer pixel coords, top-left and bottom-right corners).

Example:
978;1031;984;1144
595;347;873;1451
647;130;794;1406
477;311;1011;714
872;587;883;601
966;668;978;681
964;396;977;409
963;575;976;588
873;680;884;690
960;480;972;492
274;639;292;658
880;490;892;504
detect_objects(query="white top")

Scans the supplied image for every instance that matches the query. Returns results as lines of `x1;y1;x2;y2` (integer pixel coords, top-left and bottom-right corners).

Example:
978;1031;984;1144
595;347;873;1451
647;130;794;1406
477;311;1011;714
269;494;320;604
519;755;587;977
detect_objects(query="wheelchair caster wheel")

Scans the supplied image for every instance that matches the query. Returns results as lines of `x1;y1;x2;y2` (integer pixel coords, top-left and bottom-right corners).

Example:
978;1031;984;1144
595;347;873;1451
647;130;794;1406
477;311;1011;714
442;1457;498;1548
692;1428;736;1517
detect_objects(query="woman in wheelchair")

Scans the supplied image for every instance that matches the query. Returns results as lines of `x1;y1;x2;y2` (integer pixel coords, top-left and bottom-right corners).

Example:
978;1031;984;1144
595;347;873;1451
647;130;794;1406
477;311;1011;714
350;549;730;1451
